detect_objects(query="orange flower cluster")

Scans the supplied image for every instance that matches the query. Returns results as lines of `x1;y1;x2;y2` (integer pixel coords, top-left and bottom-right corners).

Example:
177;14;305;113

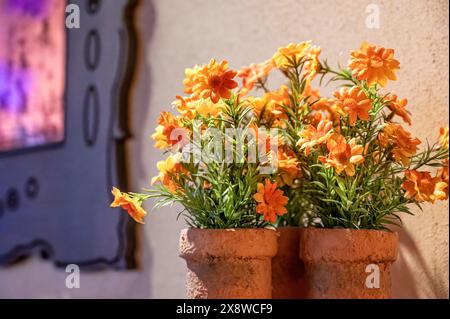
112;41;448;228
348;42;400;87
378;123;421;166
253;179;288;223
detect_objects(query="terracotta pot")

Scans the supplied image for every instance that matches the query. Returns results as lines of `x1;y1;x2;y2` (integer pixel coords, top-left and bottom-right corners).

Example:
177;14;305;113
179;228;278;299
299;228;398;299
272;227;307;299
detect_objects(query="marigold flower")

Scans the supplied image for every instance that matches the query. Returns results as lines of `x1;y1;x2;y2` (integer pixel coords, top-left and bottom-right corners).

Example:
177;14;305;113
333;86;372;126
238;59;274;96
319;134;365;176
439;127;449;149
152;112;187;150
348;42;400;87
378;123;421;166
272;41;311;69
297;119;334;156
110;187;147;224
191;59;238;103
253;179;288;223
151;154;187;193
401;170;439;202
385;94;411;125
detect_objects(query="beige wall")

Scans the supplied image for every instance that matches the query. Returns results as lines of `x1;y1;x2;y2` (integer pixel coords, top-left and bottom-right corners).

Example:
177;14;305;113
0;0;448;298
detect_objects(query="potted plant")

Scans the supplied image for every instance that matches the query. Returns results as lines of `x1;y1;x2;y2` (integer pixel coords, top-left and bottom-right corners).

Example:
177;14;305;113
279;41;449;298
234;42;324;298
110;58;294;299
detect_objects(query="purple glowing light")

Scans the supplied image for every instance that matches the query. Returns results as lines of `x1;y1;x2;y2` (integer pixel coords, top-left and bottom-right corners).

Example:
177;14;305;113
5;0;50;18
0;64;33;113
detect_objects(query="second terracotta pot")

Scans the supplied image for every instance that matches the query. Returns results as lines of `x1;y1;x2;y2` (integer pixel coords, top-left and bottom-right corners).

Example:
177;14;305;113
179;228;278;299
299;228;398;299
272;227;307;299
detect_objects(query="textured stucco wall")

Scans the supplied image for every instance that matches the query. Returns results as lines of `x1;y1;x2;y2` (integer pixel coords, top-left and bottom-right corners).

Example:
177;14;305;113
0;0;448;298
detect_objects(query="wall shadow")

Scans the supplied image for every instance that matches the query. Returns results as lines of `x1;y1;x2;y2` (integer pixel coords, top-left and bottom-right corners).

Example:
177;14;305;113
392;226;445;298
128;0;157;298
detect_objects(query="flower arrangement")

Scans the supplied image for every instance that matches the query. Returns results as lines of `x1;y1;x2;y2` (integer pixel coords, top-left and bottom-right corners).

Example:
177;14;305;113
111;41;449;231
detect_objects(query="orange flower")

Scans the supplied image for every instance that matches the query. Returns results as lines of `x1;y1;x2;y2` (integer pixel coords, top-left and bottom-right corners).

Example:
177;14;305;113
183;65;201;94
378;123;421;166
264;85;291;123
401;170;439;202
191;59;238;103
238;59;274;96
304;45;321;82
253;179;288;223
152;112;187;149
319;134;365;176
333;86;372;126
174;96;223;119
385;94;411;125
439;127;449;149
300;84;321;103
110;187;147;224
433;180;449;201
246;86;290;125
437;159;449;183
309;98;341;128
246;96;273;124
297;119;334;155
265;85;291;108
435;159;449;200
151;155;187;193
272;41;311;69
348;42;400;87
273;147;302;187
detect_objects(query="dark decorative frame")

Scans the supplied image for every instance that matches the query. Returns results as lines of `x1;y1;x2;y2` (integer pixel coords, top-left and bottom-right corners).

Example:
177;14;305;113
0;0;140;269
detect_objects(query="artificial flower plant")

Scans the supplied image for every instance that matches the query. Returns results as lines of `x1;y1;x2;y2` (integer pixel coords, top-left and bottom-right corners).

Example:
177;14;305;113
111;41;449;230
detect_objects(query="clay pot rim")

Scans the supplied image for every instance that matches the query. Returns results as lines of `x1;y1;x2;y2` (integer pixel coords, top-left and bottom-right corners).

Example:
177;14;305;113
300;227;398;263
179;228;278;259
301;227;396;234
